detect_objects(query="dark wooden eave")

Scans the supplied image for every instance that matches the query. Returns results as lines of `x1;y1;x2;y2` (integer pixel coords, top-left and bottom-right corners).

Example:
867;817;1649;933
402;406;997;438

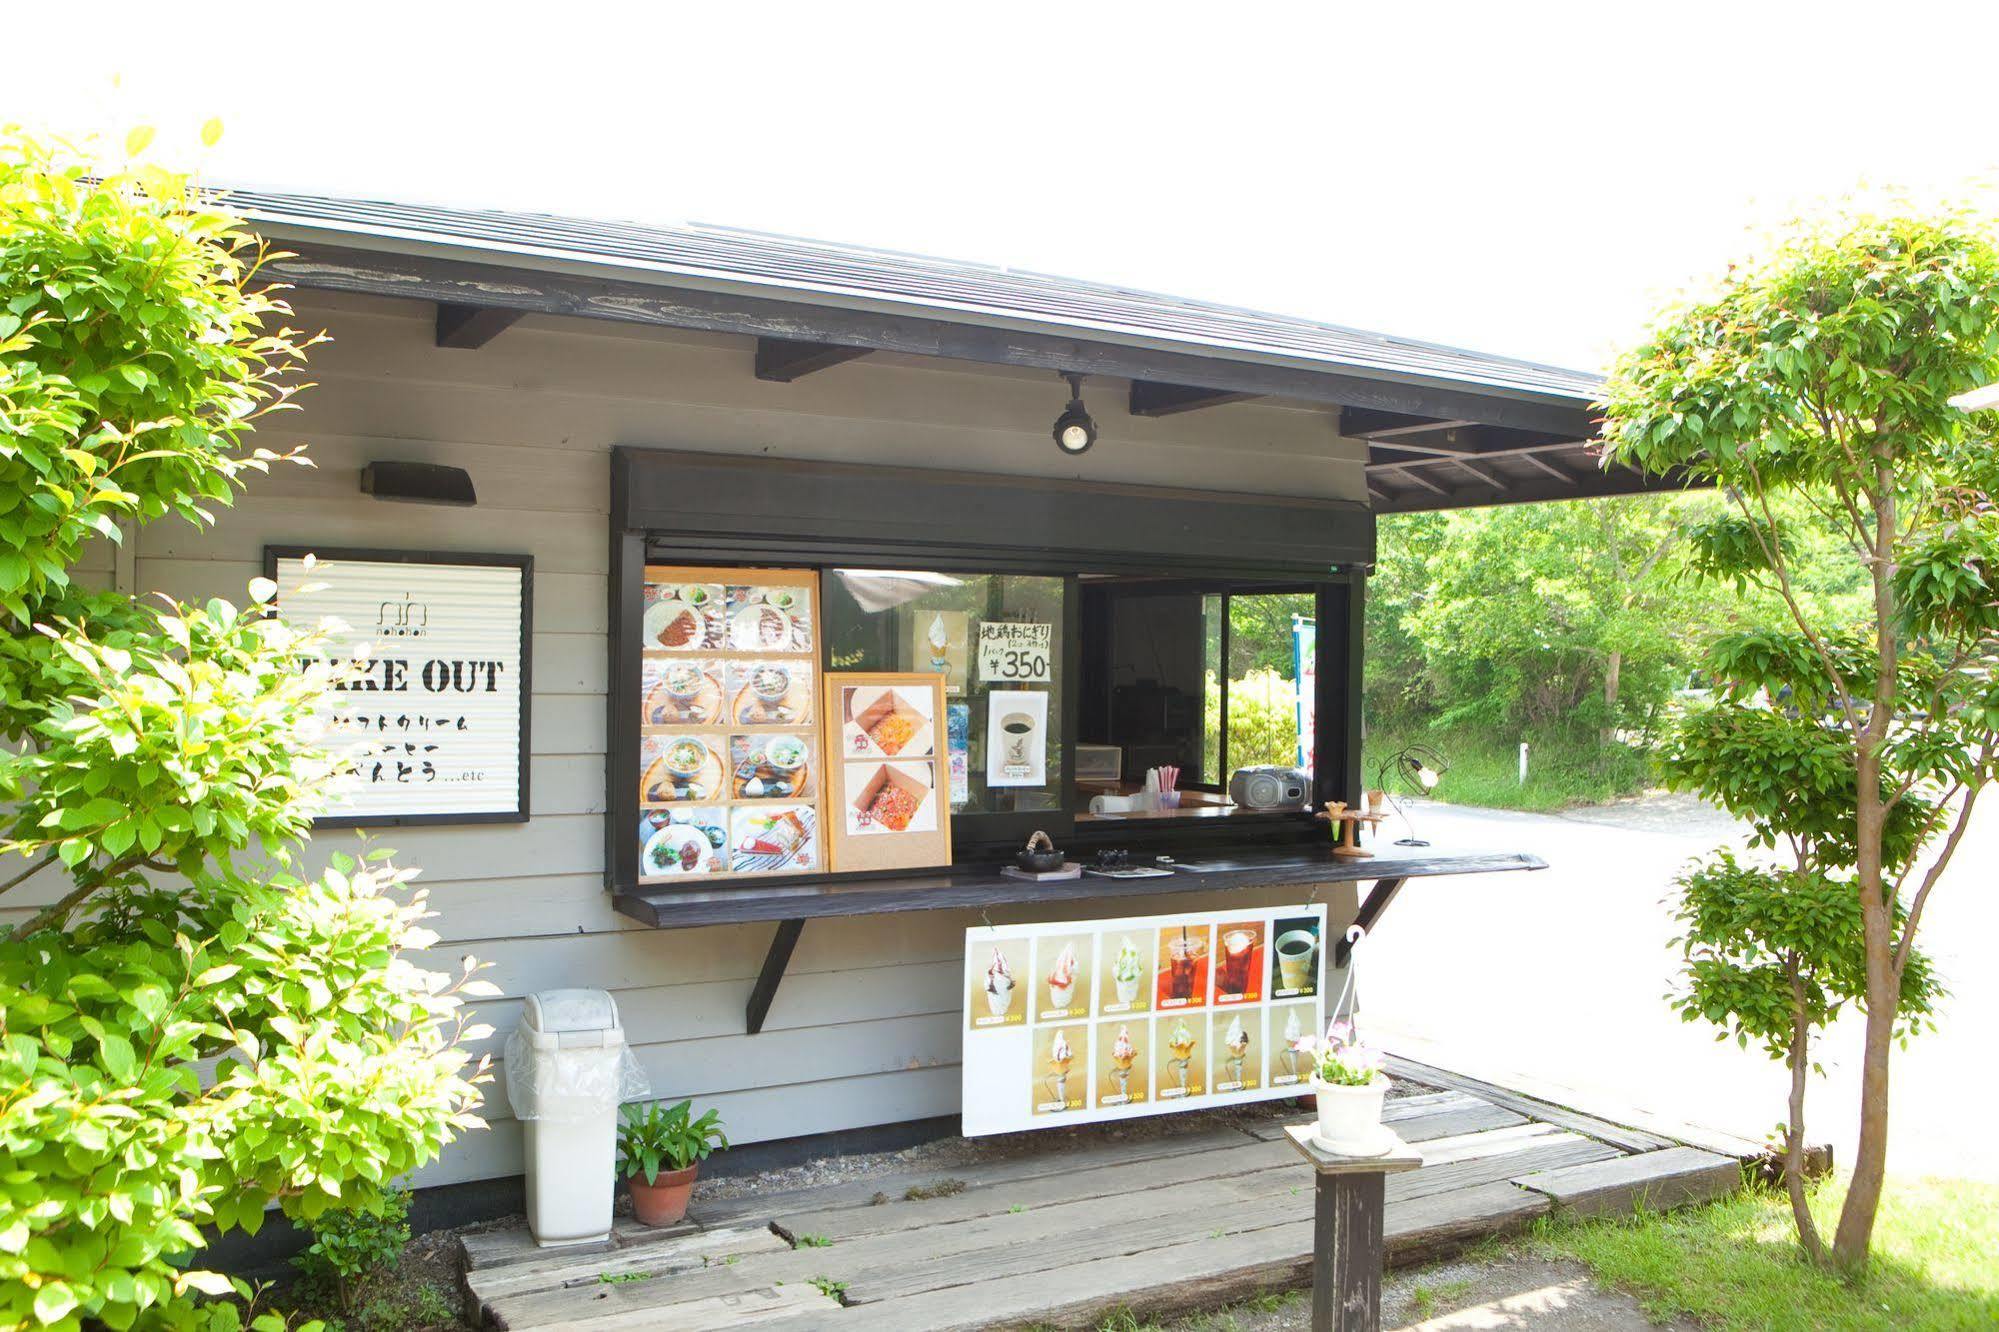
753;336;872;382
434;302;523;349
1337;406;1701;512
1128;380;1259;417
256;242;1598;439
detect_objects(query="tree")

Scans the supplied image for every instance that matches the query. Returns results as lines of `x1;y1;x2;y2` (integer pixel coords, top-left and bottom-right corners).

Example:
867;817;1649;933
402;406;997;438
0;132;489;1328
1398;496;1705;737
1602;200;1999;1267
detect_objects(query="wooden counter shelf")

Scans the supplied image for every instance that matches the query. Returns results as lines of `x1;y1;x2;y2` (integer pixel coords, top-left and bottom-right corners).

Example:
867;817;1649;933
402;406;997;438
612;847;1546;1035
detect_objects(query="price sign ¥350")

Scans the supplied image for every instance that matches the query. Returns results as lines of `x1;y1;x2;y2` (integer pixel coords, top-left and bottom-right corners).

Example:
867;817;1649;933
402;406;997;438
976;622;1052;683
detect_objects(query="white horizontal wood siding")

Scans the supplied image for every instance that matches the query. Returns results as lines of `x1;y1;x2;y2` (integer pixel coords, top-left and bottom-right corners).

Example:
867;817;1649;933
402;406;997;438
14;291;1366;1188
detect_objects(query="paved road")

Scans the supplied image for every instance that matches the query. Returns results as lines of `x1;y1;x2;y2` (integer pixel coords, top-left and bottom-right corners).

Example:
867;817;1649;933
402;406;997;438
1361;792;1999;1181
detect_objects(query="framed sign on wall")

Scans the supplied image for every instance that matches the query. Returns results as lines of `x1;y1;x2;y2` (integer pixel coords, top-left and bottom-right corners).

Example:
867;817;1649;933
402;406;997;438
266;546;532;826
823;671;953;873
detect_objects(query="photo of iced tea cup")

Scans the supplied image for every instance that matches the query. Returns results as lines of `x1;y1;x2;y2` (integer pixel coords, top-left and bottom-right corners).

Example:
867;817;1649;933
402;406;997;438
1217;928;1256;997
1166;935;1206;1000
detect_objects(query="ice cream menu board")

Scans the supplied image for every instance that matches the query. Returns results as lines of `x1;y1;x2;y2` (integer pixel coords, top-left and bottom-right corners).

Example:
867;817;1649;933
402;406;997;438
961;904;1328;1136
639;566;822;882
823;672;953;872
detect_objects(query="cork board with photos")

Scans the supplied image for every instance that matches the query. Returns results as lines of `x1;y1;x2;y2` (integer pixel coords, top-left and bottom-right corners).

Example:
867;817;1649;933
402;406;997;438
639;566;823;883
823;671;953;872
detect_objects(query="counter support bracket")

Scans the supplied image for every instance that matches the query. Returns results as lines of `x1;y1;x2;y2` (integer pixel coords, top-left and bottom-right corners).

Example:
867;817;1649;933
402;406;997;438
1336;877;1406;966
746;918;806;1035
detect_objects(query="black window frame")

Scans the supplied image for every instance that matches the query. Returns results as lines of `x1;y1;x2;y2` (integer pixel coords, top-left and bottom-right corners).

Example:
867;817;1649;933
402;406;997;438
606;448;1370;895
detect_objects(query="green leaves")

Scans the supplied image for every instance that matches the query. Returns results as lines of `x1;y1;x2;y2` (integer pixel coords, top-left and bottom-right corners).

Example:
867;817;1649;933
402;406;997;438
618;1100;729;1184
0;129;318;620
0;130;488;1330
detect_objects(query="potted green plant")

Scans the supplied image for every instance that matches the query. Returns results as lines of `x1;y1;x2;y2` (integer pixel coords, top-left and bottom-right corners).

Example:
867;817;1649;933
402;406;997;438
1291;1020;1389;1153
617;1099;728;1226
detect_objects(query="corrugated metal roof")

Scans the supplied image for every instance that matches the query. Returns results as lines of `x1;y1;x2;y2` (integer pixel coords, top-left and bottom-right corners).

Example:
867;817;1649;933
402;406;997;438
216;185;1602;403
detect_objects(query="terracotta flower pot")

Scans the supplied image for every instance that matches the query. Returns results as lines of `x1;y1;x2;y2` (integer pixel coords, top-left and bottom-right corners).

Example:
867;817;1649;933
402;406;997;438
627;1163;698;1227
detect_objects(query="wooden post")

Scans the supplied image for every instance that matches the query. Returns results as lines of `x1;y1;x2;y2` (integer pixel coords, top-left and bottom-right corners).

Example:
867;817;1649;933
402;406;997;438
1284;1123;1423;1332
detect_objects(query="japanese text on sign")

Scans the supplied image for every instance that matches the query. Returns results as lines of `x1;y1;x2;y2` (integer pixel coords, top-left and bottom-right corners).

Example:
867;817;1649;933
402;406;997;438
976;621;1052;683
272;551;528;822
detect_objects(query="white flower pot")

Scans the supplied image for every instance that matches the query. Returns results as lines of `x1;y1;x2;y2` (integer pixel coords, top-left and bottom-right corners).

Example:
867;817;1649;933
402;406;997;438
1313;1075;1390;1154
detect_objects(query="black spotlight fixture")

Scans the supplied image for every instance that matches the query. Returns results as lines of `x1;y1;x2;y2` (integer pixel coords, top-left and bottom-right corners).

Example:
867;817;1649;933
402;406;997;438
360;461;478;506
1052;372;1097;455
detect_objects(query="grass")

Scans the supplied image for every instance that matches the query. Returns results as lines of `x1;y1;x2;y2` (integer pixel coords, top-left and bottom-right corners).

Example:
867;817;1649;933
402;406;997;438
1532;1175;1999;1331
1364;725;1654;813
1403;1275;1476;1319
792;1232;832;1248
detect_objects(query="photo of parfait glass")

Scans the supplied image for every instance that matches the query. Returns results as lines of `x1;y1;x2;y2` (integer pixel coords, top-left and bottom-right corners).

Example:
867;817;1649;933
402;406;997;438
1165;1019;1197;1093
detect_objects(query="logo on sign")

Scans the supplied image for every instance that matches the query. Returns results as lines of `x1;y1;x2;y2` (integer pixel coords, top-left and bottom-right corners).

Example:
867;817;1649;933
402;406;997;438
377;592;430;637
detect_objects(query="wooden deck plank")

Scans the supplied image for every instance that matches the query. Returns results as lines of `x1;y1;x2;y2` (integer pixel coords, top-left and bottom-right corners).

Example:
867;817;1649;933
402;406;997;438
1512;1145;1744;1218
1384;1055;1676;1154
837;1182;1555;1331
693;1123;1259;1227
775;1137;1297;1243
468;1226;787;1303
1240;1093;1528;1146
460;1217;699;1272
510;1281;841;1330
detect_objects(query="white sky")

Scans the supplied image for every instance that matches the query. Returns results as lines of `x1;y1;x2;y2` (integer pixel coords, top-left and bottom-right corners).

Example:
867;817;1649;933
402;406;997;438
8;2;1997;373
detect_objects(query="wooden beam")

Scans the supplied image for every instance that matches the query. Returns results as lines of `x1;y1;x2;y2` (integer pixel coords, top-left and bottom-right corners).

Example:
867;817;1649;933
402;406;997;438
1128;380;1258;417
435;302;523;349
745;919;805;1034
1372;463;1705;515
754;337;872;382
1339;407;1479;439
1364;438;1598;469
257;242;1600;438
1449;457;1509;491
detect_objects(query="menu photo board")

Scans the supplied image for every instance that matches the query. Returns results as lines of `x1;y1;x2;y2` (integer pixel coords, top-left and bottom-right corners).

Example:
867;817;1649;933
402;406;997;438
823;672;953;872
639;566;823;883
961;904;1329;1136
268;547;530;826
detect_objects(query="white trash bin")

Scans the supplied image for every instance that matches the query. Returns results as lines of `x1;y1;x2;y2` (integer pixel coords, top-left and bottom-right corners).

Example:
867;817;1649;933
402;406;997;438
503;989;648;1248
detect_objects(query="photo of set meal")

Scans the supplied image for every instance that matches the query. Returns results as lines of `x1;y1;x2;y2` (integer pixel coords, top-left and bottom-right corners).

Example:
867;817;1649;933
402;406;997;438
1210;1009;1259;1093
729;733;815;801
969;939;1027;1030
727;660;813;726
1031;1025;1086;1117
725;584;813;653
1034;934;1092;1023
1154;923;1212;1010
1098;933;1150;1016
642;658;723;727
1270;916;1322;999
1095;1018;1147;1109
729;805;817;874
640;734;726;804
643;581;725;651
1267;1000;1322;1089
1153;1013;1205;1101
637;808;728;878
1212;920;1266;1005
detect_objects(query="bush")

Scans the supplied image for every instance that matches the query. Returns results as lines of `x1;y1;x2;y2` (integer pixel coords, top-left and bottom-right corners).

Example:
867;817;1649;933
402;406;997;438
293;1190;412;1312
0;131;490;1332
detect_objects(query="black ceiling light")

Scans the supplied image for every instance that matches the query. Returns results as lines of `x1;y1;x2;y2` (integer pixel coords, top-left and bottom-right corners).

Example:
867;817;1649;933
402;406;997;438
360;461;478;506
1052;372;1097;455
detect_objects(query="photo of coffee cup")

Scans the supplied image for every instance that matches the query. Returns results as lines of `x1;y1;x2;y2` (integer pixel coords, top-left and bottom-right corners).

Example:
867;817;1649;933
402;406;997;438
1276;929;1319;993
